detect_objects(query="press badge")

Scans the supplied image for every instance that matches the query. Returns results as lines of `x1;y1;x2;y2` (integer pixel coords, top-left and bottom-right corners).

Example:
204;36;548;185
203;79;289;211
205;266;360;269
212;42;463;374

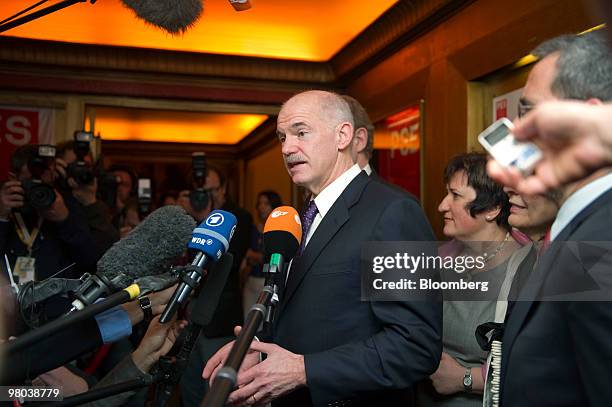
14;256;35;283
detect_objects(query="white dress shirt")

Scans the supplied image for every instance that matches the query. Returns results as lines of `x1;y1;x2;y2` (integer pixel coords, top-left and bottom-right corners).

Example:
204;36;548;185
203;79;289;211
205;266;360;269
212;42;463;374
550;172;612;241
303;164;362;248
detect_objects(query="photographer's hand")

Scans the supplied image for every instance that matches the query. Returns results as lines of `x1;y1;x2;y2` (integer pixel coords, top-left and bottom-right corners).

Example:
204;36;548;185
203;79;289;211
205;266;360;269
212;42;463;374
0;179;24;219
55;158;68;179
39;189;69;222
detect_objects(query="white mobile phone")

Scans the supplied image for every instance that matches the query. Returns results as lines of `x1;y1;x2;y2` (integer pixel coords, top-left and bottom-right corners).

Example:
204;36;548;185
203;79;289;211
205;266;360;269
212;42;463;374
137;178;152;200
478;118;542;174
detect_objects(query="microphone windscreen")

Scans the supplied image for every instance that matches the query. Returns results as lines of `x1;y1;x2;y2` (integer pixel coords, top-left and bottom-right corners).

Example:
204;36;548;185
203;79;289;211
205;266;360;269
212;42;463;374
263;206;302;259
121;0;203;34
188;210;238;260
97;205;196;289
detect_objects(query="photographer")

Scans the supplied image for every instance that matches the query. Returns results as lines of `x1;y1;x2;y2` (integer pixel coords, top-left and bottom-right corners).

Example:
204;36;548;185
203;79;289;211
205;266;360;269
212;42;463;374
0;144;98;283
56;136;120;256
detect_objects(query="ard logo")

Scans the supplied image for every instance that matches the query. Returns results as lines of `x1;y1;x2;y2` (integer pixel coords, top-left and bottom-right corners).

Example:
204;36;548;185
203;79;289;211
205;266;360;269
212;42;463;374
206;213;224;227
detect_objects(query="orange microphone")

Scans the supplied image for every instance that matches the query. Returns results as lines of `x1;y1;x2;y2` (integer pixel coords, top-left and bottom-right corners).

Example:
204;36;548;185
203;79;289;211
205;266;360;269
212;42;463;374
263;206;302;262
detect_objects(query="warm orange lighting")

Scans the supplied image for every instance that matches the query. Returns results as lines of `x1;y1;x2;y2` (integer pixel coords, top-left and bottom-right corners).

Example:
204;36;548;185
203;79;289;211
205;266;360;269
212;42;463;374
88;107;268;144
512;24;606;69
1;0;398;61
374;106;421;151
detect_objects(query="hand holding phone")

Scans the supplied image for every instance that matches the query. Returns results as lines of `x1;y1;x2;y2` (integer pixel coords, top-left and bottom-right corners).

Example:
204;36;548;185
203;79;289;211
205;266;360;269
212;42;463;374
478;118;542;175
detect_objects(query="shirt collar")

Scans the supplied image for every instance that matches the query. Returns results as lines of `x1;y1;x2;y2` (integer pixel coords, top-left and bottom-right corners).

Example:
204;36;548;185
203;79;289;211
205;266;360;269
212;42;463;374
313;164;362;219
363;163;372;176
550;172;612;241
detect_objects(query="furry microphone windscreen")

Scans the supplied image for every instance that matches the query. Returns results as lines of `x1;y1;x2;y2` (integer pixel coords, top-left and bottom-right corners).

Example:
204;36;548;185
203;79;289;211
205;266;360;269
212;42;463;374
97;205;196;289
121;0;203;34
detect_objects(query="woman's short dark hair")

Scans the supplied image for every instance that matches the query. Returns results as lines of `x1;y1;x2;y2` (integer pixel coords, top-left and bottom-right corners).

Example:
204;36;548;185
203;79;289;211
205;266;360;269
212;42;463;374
443;152;510;229
257;190;282;209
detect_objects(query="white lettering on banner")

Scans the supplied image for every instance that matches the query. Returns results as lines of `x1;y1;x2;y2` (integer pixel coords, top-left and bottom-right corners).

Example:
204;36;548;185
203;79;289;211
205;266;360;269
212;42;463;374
2;115;32;145
390;123;419;159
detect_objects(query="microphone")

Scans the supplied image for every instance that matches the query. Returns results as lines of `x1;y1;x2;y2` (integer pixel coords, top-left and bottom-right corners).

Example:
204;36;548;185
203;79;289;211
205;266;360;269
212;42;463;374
202;209;301;407
263;206;302;279
159;209;237;323
121;0;203;34
70;205;196;312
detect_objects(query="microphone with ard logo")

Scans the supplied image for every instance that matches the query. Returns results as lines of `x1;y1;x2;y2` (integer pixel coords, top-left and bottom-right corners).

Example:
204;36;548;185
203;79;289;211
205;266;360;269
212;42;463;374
159;210;237;323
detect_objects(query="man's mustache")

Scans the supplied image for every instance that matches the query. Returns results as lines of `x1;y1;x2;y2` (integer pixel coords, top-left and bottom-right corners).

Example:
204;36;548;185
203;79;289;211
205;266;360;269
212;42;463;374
285;155;307;165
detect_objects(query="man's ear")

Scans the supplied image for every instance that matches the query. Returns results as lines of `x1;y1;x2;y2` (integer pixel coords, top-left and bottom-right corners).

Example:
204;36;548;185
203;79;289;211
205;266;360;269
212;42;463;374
336;122;354;150
353;128;368;154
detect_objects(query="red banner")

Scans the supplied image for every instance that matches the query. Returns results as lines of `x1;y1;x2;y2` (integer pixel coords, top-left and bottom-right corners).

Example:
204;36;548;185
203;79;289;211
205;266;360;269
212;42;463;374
374;105;421;199
0;106;54;181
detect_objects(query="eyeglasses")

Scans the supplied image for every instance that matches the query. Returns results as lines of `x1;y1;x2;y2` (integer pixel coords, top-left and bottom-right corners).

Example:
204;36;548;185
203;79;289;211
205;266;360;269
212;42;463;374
518;101;535;118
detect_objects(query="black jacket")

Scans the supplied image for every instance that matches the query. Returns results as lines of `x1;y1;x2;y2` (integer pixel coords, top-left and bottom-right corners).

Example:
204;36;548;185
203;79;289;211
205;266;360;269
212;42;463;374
273;173;442;406
202;200;252;337
501;187;612;407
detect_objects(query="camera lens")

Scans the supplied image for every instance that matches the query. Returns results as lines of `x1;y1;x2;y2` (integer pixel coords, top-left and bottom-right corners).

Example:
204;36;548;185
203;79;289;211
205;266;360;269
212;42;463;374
189;189;209;212
68;161;95;185
24;181;56;209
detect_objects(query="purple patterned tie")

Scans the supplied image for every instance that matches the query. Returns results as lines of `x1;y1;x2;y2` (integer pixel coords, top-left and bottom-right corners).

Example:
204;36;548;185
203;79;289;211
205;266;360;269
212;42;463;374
298;200;318;256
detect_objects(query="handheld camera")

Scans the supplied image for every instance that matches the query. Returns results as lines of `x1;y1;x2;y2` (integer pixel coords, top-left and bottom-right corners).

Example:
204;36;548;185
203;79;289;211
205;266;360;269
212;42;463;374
21;145;57;210
189;152;210;212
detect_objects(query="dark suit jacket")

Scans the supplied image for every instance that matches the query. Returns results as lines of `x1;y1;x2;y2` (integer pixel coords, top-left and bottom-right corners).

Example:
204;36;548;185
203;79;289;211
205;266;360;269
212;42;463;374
501;187;612;407
203;200;252;337
273;172;442;406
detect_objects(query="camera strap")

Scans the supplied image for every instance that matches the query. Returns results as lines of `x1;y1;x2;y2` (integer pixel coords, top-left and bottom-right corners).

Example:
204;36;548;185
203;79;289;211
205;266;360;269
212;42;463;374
12;212;43;255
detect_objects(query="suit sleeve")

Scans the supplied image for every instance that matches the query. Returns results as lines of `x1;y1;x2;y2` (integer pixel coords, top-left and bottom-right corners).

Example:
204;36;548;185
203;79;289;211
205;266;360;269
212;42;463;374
55;211;99;278
303;198;443;404
567;301;612;405
1;317;103;385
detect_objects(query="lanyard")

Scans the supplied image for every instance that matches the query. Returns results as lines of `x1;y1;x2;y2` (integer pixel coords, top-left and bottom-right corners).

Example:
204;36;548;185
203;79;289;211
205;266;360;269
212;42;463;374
12;212;43;255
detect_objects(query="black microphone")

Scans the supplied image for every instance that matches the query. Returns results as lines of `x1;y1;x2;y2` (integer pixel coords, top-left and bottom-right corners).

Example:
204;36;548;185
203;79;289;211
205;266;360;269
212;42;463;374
202;207;302;407
121;0;203;34
159;209;237;323
69;205;196;312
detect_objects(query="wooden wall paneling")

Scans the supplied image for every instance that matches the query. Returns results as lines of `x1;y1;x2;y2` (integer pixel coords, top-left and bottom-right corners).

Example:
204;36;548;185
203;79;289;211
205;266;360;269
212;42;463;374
346;0;595;238
244;143;292;222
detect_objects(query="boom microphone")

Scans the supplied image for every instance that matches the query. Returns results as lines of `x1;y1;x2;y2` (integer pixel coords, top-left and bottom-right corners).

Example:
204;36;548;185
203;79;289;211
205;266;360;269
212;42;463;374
121;0;203;34
159;209;237;323
70;205;196;312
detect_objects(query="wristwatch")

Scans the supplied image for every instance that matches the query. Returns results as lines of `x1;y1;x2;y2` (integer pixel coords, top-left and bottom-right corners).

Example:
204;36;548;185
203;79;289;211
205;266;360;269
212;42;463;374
138;296;152;324
463;367;473;393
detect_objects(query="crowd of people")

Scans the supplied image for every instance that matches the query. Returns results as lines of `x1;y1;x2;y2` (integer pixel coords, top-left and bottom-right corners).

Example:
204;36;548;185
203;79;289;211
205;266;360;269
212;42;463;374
1;26;612;407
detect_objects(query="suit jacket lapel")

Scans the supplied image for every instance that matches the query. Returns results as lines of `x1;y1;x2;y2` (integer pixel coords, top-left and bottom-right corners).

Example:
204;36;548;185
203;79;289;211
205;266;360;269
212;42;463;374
278;173;370;316
501;243;559;379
